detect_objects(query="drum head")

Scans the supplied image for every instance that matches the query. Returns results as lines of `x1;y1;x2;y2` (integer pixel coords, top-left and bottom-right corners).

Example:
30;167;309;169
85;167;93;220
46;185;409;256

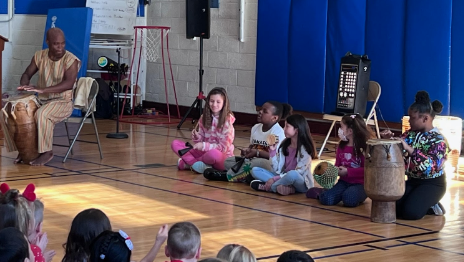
366;139;401;146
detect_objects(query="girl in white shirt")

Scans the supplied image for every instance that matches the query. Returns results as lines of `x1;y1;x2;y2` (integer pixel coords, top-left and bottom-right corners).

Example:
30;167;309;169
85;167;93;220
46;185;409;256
204;101;292;183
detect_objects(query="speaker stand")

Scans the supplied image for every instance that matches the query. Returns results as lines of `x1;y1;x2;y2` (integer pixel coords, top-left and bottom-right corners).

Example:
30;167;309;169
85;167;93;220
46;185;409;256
177;36;205;129
107;48;128;139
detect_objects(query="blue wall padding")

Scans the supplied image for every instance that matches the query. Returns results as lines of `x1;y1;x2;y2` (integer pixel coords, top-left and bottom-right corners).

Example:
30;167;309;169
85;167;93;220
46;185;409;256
403;0;452;115
255;0;291;107
0;0;7;14
365;0;406;122
450;0;464;117
287;0;328;112
7;0;145;16
255;0;464;122
323;0;367;114
43;8;93;79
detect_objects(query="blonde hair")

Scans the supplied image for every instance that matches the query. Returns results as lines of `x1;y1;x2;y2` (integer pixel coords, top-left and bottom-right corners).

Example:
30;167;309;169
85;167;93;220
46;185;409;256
217;244;240;260
218;244;256;262
167;222;201;259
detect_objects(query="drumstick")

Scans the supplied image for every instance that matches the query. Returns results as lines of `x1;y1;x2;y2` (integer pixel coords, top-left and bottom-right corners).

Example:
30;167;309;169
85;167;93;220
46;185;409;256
193;121;199;132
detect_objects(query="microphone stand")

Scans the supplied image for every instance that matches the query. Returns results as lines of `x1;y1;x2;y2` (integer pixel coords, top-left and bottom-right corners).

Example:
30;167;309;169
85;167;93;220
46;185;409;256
107;48;128;139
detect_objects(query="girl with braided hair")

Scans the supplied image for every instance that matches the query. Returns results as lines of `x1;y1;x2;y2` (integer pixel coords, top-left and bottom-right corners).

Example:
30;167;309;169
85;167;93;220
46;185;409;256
90;224;169;262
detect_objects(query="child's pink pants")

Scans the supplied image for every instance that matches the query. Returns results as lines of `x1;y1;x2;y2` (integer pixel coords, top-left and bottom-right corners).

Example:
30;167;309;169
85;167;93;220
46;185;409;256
171;139;227;170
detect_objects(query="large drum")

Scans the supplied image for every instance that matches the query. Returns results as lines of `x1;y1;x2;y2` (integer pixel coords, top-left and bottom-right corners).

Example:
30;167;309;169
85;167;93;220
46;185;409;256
2;94;41;163
365;139;405;223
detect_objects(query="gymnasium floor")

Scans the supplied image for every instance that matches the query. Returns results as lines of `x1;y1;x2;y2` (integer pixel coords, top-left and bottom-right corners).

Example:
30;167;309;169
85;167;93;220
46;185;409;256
1;119;463;262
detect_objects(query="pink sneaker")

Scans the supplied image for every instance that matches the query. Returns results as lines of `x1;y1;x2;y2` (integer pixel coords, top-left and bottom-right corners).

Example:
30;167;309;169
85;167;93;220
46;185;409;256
276;185;296;195
177;158;190;170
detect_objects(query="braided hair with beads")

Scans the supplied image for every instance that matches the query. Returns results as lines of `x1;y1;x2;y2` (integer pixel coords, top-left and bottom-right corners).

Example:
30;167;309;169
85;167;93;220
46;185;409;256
90;230;132;262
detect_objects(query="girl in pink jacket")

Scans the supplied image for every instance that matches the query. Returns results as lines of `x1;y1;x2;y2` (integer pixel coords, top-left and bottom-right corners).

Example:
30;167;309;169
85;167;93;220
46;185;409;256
171;87;235;173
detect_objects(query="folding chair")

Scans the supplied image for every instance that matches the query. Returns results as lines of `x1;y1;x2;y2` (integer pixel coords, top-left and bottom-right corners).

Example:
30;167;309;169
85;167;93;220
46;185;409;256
56;78;103;163
318;81;381;158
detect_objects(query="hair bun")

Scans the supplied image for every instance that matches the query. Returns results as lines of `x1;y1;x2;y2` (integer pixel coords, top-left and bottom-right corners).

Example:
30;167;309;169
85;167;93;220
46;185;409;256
2;189;20;204
432;100;443;114
415;91;431;104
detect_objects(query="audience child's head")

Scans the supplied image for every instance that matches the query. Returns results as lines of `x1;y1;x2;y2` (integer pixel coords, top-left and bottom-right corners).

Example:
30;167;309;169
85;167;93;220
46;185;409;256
165;222;201;261
62;208;112;262
217;244;256;262
216;244;239;260
0;204;17;230
0;189;35;239
339;113;374;157
203;87;232;130
89;230;132;262
408;90;443;131
262;101;293;125
277;250;314;262
280;114;317;159
0;227;34;262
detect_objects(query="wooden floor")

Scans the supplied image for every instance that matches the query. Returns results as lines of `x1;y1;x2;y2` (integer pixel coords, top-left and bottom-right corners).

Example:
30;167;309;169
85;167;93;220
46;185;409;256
1;119;464;262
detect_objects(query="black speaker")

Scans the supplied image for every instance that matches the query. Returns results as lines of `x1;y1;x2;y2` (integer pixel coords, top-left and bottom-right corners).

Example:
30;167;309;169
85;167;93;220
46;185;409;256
334;52;371;116
186;0;211;39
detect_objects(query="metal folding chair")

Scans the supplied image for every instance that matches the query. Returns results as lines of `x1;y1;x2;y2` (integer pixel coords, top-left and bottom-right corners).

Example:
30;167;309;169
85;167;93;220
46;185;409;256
56;78;103;163
318;81;382;158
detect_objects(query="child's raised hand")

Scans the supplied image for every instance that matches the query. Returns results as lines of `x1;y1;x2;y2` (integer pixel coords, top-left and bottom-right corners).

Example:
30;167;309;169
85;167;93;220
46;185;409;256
43;249;56;262
36;232;48;252
380;129;395;139
338;166;348;176
156;224;169;243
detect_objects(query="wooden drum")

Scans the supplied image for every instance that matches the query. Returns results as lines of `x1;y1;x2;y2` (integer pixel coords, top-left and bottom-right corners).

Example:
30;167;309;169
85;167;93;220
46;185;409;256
365;139;405;223
2;94;41;163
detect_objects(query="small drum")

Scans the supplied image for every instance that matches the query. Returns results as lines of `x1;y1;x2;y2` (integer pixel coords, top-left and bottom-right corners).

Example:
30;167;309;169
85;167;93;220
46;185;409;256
313;161;338;189
365;139;405;223
2;94;41;163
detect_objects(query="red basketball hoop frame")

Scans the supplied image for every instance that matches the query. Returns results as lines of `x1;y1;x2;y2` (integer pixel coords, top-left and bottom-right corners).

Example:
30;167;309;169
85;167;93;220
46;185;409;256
119;26;180;125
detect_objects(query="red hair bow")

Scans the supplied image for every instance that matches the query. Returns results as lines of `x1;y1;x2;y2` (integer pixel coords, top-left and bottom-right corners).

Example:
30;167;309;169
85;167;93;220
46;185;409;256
22;184;36;202
0;183;9;194
0;183;36;201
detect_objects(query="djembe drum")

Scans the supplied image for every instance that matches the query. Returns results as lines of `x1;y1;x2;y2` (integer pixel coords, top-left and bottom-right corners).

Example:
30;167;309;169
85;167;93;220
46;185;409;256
2;94;41;163
365;139;405;223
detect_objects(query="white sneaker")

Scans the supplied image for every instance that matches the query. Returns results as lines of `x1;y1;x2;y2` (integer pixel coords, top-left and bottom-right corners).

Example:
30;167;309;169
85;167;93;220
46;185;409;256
191;161;212;174
430;202;445;216
177;158;190;170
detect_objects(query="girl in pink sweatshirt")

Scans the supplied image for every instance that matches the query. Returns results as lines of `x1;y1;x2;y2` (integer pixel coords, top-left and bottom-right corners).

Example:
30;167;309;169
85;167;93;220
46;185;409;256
307;114;374;207
171;87;235;173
